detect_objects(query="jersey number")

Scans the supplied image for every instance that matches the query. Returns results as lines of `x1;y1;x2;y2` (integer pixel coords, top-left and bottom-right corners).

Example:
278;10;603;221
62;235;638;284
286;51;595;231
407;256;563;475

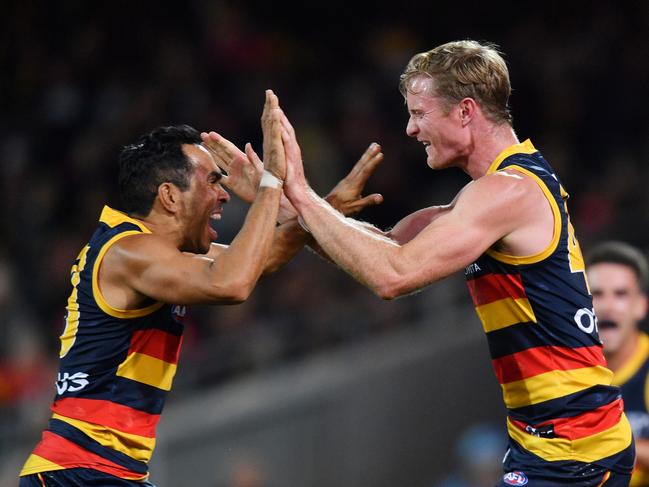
59;245;90;358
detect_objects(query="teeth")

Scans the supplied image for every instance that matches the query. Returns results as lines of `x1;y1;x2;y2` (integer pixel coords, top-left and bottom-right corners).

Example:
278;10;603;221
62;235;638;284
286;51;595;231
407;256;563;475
210;213;221;220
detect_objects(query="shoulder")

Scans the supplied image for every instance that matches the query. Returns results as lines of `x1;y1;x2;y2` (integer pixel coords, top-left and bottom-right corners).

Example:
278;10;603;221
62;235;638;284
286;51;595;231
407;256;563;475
456;169;543;215
102;233;180;277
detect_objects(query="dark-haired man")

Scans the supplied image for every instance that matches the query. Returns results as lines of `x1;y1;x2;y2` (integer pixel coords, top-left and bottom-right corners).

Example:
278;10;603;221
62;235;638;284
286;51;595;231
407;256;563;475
18;91;383;486
588;242;649;486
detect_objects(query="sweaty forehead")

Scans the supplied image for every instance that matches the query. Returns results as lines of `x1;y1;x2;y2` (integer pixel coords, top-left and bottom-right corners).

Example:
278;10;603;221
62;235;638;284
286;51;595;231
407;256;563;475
406;77;438;109
406;75;436;96
182;143;221;175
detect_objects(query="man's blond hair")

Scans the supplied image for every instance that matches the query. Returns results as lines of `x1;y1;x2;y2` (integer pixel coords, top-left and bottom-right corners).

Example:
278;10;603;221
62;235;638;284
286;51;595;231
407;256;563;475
400;40;512;124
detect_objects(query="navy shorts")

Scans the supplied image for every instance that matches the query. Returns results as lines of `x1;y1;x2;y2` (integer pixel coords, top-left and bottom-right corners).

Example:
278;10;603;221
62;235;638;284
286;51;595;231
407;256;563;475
494;469;630;487
494;437;634;487
20;469;156;487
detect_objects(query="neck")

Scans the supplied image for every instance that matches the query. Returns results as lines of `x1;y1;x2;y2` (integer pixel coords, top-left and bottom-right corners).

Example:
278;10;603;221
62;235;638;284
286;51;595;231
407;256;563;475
463;123;519;180
133;208;184;250
605;330;640;373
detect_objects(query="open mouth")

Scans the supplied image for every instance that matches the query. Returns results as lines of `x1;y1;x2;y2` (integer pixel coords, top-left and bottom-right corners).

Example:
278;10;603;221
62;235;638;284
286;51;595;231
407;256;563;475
598;320;618;330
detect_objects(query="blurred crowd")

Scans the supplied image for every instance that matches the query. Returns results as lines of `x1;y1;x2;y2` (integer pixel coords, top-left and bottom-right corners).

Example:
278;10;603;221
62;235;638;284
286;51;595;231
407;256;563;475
1;0;649;475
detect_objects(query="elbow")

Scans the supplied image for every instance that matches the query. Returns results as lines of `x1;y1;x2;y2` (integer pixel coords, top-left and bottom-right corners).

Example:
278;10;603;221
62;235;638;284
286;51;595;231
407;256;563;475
374;275;407;301
226;280;255;303
208;277;256;304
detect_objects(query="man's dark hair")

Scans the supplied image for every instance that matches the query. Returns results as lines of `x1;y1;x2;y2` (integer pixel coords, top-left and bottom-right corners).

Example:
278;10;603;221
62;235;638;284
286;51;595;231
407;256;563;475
118;125;202;216
586;241;649;292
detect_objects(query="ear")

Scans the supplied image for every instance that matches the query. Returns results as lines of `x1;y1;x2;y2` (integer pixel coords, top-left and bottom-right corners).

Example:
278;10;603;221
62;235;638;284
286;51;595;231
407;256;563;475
458;97;477;127
157;182;182;213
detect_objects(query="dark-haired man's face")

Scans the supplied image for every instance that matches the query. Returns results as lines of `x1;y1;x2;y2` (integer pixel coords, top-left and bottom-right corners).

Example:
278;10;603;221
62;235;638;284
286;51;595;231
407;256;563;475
588;262;648;356
178;144;229;253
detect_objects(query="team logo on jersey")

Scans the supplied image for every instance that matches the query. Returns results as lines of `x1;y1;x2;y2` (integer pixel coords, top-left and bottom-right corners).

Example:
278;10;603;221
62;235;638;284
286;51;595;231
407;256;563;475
56;371;89;394
503;471;528;485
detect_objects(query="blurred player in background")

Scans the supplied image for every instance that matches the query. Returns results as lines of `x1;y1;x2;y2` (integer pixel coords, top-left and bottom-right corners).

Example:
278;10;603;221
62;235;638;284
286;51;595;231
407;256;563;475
281;40;635;485
18;91;383;486
588;242;649;486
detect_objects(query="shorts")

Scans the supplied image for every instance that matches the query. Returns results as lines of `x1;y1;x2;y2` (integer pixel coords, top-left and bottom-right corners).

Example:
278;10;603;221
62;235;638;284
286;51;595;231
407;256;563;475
495;469;630;487
19;469;156;487
494;437;634;487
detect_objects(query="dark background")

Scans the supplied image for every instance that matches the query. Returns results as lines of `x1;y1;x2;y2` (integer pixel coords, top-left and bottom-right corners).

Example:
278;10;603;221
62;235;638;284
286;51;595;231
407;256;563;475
1;1;648;484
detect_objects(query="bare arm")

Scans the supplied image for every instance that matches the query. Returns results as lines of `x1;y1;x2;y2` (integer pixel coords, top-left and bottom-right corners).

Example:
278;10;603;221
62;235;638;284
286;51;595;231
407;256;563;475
101;90;286;306
286;167;545;299
202;121;385;274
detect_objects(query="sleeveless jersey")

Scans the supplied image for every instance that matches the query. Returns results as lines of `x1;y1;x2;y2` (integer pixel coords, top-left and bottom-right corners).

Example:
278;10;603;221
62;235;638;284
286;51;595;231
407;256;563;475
613;332;649;486
464;140;633;471
21;206;185;480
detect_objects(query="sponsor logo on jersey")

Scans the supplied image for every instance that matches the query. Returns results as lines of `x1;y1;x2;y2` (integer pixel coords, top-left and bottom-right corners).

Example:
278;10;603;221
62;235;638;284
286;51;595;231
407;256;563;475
172;305;186;317
465;262;482;276
503;471;528;486
56;371;89;394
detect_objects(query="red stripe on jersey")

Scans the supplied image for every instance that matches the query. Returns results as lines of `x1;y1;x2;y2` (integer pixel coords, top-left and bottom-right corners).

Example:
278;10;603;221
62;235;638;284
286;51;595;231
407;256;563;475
52;397;160;437
128;329;182;364
493;345;607;384
510;397;624;441
33;431;146;479
467;273;527;307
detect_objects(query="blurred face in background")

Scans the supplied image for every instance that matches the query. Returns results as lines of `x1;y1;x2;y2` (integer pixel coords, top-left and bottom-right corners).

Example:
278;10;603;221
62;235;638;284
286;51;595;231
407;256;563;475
589;262;648;356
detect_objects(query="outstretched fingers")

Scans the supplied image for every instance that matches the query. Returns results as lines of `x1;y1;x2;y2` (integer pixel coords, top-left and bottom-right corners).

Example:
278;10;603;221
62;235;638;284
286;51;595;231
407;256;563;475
349;143;384;182
200;131;243;173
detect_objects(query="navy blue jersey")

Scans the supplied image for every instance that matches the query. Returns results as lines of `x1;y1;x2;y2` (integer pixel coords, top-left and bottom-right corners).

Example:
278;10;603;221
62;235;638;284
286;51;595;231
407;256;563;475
21;206;185;480
465;140;633;474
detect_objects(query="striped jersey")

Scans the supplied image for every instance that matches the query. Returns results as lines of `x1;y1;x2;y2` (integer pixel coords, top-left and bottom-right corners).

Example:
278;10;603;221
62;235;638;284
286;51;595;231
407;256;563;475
613;332;649;485
21;206;185;480
465;140;633;471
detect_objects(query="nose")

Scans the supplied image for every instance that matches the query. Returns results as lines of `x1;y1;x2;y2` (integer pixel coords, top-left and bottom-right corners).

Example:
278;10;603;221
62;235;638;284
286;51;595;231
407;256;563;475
218;185;230;203
406;116;418;137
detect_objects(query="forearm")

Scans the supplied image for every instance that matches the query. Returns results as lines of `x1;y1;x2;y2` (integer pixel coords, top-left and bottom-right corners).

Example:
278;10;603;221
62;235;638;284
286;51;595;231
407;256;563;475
292;188;401;297
217;186;281;292
263;219;311;274
306;220;385;264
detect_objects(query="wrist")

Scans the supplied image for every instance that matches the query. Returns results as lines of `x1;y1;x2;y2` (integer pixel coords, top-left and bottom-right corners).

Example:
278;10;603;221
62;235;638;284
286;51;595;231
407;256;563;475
260;170;283;189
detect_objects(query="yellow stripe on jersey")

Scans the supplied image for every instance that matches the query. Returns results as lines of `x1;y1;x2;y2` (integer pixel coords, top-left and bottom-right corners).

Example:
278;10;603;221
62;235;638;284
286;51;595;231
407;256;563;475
506;413;632;463
486;165;562;266
486;139;538;175
501;366;614;409
52;413;156;463
91;231;164;319
475;297;536;333
99;206;152;233
60;244;90;358
613;332;649;387
116;352;177;391
20;453;65;476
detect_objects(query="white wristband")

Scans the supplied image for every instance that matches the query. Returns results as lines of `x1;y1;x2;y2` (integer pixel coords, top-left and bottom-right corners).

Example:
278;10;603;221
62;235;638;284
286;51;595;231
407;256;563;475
260;170;283;189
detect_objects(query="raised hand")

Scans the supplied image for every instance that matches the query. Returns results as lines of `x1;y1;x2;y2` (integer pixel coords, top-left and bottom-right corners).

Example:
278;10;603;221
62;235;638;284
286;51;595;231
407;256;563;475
279;107;384;216
261;90;287;182
324;143;384;216
200;132;263;204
